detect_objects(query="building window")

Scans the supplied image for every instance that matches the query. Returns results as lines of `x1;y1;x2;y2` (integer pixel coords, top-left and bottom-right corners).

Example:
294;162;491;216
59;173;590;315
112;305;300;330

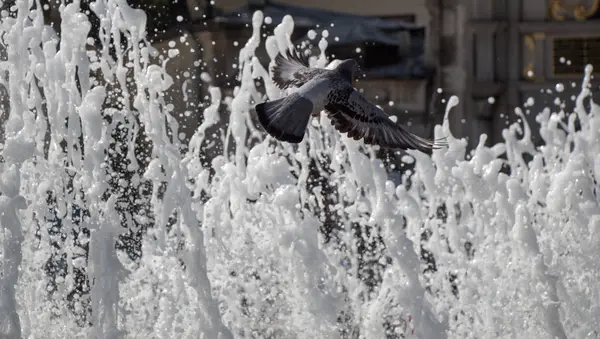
381;14;416;24
552;35;600;76
324;14;423;78
362;43;407;69
362;15;417;69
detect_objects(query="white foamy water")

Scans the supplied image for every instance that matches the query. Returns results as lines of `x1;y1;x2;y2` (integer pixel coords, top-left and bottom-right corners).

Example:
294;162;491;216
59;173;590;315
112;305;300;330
0;1;599;338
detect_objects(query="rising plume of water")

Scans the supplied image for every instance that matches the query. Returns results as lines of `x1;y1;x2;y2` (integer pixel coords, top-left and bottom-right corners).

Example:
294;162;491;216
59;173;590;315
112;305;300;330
0;0;599;338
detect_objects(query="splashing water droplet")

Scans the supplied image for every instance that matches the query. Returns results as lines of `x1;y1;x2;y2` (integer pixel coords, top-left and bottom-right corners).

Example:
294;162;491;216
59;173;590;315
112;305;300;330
526;97;535;106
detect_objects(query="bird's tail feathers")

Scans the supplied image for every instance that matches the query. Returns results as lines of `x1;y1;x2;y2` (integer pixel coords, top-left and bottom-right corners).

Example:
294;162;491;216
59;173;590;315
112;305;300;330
255;93;314;143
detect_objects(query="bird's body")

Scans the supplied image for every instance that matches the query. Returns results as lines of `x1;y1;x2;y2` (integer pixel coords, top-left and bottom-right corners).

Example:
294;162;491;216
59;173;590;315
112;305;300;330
296;77;332;114
255;48;445;154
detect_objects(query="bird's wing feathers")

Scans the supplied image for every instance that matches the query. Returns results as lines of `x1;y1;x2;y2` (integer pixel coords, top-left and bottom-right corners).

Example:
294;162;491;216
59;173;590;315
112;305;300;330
266;49;443;153
325;85;443;153
272;48;327;89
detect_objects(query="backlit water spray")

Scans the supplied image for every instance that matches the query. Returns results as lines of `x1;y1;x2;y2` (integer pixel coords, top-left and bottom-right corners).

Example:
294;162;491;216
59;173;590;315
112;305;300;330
1;1;599;338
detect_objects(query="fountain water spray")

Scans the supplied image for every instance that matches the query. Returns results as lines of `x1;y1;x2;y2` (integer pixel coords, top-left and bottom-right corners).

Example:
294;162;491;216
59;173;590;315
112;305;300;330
1;1;599;338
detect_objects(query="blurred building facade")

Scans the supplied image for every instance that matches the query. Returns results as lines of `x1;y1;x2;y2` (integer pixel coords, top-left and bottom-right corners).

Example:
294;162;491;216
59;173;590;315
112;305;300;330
461;0;600;148
194;0;600;149
7;0;600;151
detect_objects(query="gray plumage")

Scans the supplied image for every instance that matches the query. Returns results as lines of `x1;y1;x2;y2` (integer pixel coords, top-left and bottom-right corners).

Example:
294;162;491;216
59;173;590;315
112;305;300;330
255;48;445;153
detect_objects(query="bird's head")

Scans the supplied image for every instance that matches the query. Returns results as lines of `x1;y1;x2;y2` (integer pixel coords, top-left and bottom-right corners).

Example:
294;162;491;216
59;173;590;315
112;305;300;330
336;59;360;82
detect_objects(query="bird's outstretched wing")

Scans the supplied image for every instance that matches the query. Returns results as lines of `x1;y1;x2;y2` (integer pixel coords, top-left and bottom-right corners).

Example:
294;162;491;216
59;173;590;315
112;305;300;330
272;48;327;89
325;85;446;153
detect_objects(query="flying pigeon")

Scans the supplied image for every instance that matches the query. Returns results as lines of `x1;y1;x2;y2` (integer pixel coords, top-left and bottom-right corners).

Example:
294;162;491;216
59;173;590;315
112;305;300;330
255;48;445;153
